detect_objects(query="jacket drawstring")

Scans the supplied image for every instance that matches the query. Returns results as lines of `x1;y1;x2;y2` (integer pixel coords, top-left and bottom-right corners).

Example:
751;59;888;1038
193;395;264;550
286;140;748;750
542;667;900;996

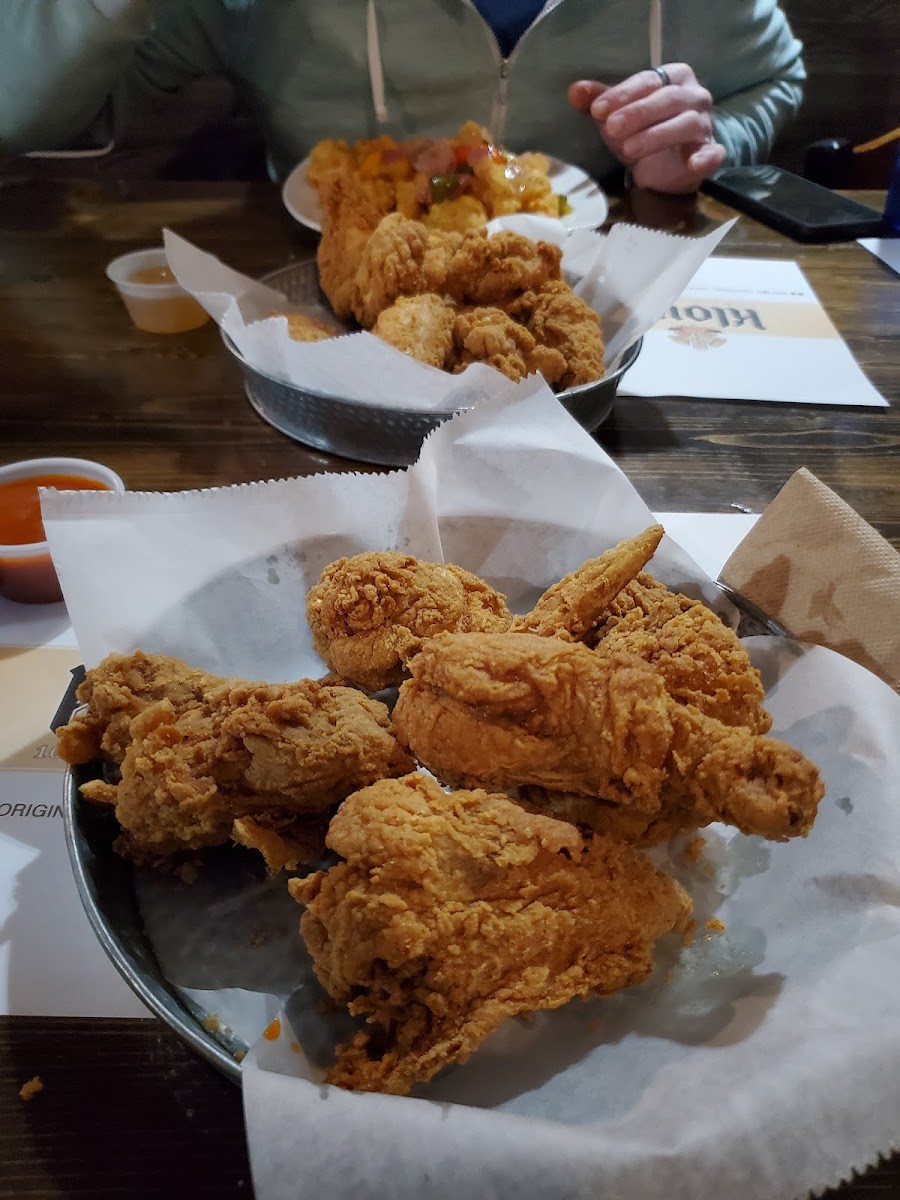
649;0;662;67
366;0;389;128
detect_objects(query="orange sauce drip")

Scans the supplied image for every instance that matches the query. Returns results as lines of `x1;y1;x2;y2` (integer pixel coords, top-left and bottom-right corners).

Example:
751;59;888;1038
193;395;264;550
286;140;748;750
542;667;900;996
0;474;109;546
263;1018;281;1041
128;264;176;285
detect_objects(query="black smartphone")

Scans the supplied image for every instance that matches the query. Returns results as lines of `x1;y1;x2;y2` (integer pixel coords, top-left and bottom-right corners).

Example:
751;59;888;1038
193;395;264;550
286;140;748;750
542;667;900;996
701;165;887;243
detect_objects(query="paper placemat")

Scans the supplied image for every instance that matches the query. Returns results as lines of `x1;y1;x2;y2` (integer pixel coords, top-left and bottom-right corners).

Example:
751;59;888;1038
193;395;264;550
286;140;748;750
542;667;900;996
621;257;887;407
0;616;147;1018
858;236;900;276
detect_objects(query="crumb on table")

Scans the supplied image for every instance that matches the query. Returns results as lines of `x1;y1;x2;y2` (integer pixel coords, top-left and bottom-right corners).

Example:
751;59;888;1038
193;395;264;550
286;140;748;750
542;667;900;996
202;1014;221;1033
705;917;726;934
233;1050;246;1064
19;1076;43;1102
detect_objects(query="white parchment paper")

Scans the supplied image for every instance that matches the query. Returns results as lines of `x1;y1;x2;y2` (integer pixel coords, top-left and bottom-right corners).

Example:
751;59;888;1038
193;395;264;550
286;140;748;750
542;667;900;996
40;377;721;674
243;639;900;1200
39;379;900;1200
163;216;734;410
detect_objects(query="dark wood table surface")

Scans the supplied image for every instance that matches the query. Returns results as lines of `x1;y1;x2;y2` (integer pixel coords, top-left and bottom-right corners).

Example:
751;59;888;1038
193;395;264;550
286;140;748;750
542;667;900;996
0;177;898;1199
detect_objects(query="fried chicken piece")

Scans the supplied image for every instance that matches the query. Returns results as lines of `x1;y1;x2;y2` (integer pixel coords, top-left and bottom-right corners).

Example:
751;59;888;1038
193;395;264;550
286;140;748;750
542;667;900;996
232;814;329;873
512;526;664;639
392;633;824;840
282;312;339;343
56;650;215;766
450;306;566;386
352;213;463;327
372;293;456;368
510;529;770;733
82;680;412;864
517;786;701;847
289;772;691;1094
590;573;772;733
443;229;563;309
306;139;354;189
307;552;511;692
517;280;605;389
316;171;393;319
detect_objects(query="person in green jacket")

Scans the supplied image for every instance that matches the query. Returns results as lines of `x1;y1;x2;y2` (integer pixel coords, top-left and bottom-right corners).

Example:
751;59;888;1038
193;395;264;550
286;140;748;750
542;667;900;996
0;0;805;195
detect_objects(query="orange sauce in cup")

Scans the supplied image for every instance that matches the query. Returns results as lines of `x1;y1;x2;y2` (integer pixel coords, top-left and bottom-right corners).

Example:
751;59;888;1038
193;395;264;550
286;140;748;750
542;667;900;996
128;264;177;285
0;474;110;604
0;473;109;546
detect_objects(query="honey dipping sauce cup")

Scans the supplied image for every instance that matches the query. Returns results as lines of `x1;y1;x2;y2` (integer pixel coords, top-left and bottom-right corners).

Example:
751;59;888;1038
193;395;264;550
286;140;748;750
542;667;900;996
0;458;125;604
105;247;211;334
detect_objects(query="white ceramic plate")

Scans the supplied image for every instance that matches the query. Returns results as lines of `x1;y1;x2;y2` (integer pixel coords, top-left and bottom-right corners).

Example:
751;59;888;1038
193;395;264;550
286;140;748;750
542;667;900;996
281;153;608;234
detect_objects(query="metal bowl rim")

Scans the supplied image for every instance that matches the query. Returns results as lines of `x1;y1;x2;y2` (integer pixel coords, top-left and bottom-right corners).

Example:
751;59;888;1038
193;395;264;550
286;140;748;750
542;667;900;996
63;762;242;1084
220;261;641;414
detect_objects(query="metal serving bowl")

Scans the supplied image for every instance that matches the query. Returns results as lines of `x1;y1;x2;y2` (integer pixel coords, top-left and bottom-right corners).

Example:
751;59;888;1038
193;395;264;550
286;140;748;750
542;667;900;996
221;260;642;468
58;588;782;1087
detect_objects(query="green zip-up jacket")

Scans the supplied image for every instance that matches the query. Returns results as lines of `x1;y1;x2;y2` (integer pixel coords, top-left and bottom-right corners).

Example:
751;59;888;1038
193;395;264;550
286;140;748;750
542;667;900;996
0;0;805;182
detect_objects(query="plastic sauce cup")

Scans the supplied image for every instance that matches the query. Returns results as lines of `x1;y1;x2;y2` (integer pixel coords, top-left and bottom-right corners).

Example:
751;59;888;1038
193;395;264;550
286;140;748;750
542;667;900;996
105;247;211;334
0;457;125;604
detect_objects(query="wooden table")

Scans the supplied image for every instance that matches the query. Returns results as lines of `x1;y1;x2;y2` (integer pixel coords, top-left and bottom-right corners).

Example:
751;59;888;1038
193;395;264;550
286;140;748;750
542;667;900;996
0;178;898;1199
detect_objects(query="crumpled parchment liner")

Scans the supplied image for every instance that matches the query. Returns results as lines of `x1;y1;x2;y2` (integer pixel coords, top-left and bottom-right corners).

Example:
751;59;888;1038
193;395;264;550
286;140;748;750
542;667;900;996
242;639;900;1200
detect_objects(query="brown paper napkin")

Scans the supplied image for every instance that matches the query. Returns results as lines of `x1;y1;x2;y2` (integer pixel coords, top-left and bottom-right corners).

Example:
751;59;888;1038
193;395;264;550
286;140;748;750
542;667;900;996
720;468;900;688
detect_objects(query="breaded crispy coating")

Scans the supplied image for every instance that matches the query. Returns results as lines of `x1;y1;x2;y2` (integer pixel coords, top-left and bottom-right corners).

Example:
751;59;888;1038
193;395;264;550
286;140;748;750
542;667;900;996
290;773;691;1094
517;280;605;389
512;526;664;640
590;573;772;733
442;228;563;309
307;551;511;692
59;652;412;865
372;293;456;368
82;680;411;864
392;632;823;840
450;306;567;385
56;650;214;766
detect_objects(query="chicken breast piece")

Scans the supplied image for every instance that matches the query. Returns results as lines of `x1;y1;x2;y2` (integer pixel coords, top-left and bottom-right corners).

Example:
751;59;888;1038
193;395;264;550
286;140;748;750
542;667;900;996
290;772;691;1094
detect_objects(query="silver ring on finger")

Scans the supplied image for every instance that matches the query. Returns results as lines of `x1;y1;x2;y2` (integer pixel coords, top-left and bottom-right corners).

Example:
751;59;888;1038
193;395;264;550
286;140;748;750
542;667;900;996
651;65;672;88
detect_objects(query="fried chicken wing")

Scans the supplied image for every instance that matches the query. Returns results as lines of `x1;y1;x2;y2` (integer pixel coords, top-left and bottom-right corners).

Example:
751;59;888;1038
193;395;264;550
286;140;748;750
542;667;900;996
512;526;664;640
517;279;605;389
79;677;412;864
511;528;770;733
307;552;511;692
372;293;456;368
450;306;566;385
591;573;772;733
392;633;823;840
289;772;691;1094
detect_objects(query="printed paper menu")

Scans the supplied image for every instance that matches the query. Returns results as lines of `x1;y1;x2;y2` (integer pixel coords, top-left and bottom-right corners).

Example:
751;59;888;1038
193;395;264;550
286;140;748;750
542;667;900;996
621;257;887;407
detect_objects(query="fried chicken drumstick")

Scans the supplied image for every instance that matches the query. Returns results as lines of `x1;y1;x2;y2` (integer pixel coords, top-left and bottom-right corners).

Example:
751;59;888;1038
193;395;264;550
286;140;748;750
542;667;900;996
290;772;691;1095
392;633;824;841
307;551;511;692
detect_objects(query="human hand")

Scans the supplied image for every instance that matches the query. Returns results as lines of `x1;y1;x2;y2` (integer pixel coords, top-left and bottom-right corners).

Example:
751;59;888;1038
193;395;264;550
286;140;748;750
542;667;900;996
568;65;726;194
